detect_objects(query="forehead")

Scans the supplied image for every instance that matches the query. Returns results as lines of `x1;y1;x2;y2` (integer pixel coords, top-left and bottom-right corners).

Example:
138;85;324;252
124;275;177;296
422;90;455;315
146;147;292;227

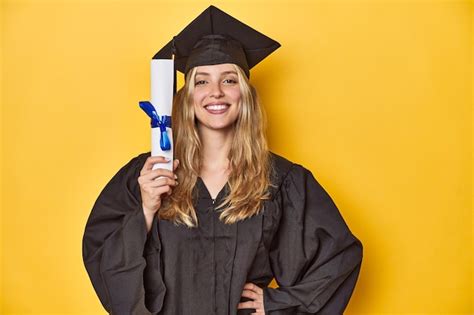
195;63;237;75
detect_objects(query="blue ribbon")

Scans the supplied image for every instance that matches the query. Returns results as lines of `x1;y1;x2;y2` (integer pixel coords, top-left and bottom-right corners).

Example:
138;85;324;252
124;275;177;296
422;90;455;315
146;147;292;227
139;101;172;151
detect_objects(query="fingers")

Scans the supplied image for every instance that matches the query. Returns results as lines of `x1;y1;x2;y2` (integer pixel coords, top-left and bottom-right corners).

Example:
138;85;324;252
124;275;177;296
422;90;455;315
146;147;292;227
146;176;178;188
240;289;261;300
140;178;173;193
173;159;180;171
139;172;177;196
140;167;176;182
141;156;180;177
139;156;179;215
139;177;177;201
237;301;259;309
141;156;171;174
237;283;265;313
243;283;263;294
148;185;172;197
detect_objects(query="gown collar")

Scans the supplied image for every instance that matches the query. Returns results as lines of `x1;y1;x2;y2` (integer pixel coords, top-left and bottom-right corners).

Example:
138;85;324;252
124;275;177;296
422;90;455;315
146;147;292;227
196;177;230;202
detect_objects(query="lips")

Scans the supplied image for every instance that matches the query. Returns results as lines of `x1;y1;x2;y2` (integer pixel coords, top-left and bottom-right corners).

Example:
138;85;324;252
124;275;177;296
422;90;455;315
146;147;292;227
204;103;230;114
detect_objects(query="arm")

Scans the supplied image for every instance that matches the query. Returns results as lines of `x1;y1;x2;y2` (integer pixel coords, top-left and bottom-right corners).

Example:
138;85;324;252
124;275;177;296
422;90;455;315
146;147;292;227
263;164;363;314
144;207;157;233
82;154;166;315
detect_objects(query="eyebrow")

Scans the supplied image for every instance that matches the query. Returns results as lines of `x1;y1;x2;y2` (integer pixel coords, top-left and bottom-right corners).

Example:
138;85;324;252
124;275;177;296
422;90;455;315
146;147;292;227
195;71;238;76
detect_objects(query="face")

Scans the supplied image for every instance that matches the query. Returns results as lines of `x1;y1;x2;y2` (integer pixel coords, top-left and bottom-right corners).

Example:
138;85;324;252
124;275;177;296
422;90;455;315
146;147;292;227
192;63;241;132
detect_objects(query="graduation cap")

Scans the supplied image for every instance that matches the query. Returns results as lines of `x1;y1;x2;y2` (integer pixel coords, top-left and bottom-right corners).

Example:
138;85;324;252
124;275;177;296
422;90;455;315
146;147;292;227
153;5;281;93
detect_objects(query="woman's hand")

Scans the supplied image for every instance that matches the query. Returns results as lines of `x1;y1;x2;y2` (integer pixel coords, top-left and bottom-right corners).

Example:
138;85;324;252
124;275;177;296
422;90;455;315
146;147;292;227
139;156;179;218
237;282;265;314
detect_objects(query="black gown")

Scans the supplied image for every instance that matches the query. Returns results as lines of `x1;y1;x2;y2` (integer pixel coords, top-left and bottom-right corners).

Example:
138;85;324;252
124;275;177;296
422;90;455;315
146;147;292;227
82;152;363;315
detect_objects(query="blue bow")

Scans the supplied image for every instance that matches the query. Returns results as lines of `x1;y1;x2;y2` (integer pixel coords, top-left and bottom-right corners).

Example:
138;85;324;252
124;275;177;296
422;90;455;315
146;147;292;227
139;101;172;151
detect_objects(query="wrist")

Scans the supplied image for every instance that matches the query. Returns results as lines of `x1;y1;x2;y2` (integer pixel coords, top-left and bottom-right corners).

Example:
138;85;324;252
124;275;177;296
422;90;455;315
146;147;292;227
142;204;157;216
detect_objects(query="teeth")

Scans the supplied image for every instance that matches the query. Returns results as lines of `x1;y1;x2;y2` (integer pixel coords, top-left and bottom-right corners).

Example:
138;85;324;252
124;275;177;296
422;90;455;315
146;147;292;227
206;104;228;110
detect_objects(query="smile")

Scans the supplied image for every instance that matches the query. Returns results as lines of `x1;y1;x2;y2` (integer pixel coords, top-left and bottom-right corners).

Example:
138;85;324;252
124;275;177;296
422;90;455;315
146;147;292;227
204;103;230;114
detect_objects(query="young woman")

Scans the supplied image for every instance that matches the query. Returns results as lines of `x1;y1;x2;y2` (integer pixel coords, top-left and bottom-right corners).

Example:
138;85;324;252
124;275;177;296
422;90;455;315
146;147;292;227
83;6;363;315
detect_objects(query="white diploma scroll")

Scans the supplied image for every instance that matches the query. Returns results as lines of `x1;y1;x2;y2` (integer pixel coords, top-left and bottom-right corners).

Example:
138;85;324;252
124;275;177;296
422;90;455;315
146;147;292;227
150;59;174;171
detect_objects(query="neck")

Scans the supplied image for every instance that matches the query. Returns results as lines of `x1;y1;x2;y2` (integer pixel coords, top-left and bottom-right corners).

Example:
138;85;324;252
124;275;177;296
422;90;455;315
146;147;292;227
198;125;234;173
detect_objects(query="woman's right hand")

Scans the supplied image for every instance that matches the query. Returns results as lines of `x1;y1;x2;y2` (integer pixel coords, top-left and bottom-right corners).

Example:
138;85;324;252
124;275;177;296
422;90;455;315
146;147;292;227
138;156;179;216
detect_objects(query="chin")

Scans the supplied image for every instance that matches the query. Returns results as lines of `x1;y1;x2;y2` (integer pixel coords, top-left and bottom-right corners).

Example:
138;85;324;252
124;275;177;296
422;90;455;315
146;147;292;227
209;123;236;131
199;120;237;131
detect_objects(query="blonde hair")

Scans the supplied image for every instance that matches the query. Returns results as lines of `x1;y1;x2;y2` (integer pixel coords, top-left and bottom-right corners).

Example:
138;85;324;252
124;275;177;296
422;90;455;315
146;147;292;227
158;64;273;227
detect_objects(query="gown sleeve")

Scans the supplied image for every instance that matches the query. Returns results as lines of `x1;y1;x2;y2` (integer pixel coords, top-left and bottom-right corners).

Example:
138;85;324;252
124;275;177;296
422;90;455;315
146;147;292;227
82;153;166;315
263;164;363;314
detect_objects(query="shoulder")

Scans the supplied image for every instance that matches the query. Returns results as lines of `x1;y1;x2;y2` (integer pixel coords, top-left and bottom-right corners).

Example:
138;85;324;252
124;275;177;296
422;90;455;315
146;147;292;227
110;151;151;181
268;151;310;197
268;151;312;178
133;151;151;167
123;151;151;170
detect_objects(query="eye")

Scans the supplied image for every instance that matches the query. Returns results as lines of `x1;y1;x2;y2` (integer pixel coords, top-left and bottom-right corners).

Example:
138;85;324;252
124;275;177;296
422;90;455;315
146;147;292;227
195;80;206;86
223;78;238;84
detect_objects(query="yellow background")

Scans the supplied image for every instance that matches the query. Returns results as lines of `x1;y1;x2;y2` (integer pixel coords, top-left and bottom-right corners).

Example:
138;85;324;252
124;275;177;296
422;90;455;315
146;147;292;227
1;0;472;314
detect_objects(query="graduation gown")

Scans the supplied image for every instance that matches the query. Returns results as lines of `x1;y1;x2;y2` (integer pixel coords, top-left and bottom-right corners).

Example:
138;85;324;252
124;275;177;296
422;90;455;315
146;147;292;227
82;152;363;315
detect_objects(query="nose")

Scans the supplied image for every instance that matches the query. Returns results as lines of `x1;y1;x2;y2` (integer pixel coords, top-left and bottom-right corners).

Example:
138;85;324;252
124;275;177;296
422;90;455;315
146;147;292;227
208;82;224;98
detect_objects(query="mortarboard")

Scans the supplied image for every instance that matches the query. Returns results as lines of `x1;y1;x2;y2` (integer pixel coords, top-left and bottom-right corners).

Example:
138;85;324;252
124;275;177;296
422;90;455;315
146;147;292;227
153;5;281;93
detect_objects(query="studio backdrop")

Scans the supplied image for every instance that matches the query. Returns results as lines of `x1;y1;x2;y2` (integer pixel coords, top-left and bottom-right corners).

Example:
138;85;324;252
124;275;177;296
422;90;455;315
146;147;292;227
1;0;472;314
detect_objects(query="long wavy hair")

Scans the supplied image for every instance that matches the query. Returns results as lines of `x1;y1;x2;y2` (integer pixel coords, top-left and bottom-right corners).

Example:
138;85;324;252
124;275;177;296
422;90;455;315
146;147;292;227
158;64;273;227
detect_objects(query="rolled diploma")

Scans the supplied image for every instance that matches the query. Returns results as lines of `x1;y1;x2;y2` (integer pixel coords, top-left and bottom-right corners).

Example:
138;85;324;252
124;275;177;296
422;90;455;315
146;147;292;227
151;59;174;171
